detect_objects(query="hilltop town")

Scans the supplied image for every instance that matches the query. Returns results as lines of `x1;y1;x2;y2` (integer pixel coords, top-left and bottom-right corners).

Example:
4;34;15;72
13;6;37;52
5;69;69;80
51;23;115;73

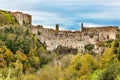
0;9;120;80
0;10;119;53
32;23;118;53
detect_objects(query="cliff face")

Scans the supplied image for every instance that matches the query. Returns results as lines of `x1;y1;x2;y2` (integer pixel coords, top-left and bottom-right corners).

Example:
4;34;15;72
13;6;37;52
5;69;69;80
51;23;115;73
0;10;32;26
31;25;119;53
12;12;32;26
0;10;118;53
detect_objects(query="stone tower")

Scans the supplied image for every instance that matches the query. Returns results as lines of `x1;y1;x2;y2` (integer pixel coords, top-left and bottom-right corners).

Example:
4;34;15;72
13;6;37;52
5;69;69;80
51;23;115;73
81;23;83;31
56;24;59;31
12;12;32;26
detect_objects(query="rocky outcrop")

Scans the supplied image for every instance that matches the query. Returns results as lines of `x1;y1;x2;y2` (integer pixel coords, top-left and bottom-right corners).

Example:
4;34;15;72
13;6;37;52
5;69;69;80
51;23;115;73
7;11;32;26
12;12;31;26
0;10;118;54
31;24;119;53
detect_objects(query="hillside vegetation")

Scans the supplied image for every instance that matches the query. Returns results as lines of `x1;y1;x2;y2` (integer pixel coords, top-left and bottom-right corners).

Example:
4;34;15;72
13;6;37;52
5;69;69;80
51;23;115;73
36;32;120;80
0;26;50;80
36;44;120;80
0;25;119;80
0;9;119;79
0;10;17;26
2;10;120;80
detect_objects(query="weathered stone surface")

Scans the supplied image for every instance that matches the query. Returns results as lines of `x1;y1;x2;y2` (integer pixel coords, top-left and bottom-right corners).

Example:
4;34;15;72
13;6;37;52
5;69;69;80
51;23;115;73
31;25;119;53
7;11;32;26
2;10;118;54
12;12;31;26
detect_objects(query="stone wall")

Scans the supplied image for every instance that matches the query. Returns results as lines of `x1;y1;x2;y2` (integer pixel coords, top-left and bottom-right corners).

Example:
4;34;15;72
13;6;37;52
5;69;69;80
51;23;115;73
31;25;119;53
12;12;31;26
7;11;32;26
3;10;115;54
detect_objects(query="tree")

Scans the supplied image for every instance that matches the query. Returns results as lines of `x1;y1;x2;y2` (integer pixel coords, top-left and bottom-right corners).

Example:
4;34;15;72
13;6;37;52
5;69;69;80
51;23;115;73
79;53;98;77
100;48;116;69
16;50;27;62
98;60;120;80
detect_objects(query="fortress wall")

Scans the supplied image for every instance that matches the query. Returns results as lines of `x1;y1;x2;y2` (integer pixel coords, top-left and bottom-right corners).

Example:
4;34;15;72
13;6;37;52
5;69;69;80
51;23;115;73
4;10;119;53
23;14;32;25
12;12;23;25
82;26;118;33
31;25;118;53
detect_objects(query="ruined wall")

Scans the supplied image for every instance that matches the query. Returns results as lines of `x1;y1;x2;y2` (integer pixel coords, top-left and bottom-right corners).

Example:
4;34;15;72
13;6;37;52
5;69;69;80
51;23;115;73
12;12;32;26
82;26;118;39
23;14;32;25
31;25;119;53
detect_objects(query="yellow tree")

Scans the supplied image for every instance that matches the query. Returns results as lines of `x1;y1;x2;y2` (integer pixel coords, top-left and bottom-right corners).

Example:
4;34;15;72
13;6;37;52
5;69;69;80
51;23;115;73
100;48;117;69
79;53;98;78
16;50;27;62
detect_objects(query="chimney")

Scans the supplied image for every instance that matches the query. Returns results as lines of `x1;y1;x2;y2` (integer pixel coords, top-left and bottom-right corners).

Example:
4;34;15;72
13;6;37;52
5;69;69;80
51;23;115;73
56;24;59;31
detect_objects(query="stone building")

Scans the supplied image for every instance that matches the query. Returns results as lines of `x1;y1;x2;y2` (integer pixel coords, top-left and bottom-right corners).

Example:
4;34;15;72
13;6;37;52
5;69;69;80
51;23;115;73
12;11;32;26
31;23;119;53
6;10;118;53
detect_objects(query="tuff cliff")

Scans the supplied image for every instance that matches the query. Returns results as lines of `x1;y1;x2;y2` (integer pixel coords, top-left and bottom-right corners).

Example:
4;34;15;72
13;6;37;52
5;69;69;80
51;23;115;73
31;24;119;53
0;10;119;53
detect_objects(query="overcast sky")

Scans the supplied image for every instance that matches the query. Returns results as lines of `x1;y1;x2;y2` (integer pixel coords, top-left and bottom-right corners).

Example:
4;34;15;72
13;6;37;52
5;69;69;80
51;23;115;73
0;0;120;30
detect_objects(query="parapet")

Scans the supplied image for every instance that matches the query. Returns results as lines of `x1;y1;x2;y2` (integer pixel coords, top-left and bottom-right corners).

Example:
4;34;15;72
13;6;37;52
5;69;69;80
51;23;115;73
81;26;119;32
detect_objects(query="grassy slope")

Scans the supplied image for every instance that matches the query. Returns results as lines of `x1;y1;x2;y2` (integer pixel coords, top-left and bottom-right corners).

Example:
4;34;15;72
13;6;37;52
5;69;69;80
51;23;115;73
0;10;17;26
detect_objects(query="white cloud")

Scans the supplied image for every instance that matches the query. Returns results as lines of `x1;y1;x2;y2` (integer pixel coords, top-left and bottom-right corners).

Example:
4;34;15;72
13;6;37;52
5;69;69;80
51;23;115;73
76;7;120;20
29;11;72;24
81;22;118;27
41;0;120;6
22;10;74;30
80;22;106;27
0;0;42;11
40;25;65;30
0;0;120;30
